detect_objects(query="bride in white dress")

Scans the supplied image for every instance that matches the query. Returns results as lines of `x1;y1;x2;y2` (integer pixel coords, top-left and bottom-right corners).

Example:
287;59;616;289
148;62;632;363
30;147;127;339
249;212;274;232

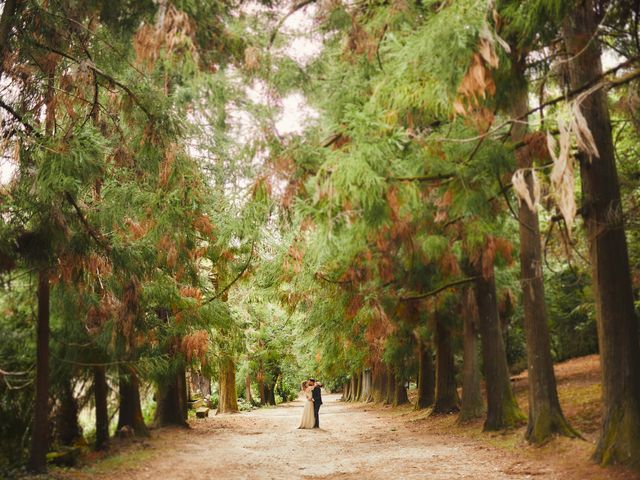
298;381;315;429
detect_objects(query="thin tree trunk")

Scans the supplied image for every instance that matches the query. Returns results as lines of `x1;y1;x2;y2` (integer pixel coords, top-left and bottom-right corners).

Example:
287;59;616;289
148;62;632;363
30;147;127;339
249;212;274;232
349;375;357;401
474;263;525;430
258;362;266;405
217;357;239;414
245;374;253;405
28;269;49;473
564;2;640;466
459;289;484;422
118;367;149;435
509;56;577;443
416;342;435;409
155;365;188;427
432;318;459;414
94;366;109;450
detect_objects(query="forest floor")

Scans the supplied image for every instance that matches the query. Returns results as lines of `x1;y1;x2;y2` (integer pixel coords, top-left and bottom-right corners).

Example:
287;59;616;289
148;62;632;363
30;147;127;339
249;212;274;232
48;355;639;480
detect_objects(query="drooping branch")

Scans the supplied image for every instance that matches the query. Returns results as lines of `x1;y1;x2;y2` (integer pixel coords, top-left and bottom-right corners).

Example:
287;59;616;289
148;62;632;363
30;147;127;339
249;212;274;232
269;0;317;47
376;24;388;72
200;239;256;306
30;41;154;120
389;173;455;183
0;98;38;136
400;276;480;301
315;271;352;284
436;56;640;145
64;192;111;252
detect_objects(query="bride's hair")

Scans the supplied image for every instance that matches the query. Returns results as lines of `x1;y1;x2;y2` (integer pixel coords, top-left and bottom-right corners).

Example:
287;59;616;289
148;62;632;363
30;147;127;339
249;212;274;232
301;380;308;390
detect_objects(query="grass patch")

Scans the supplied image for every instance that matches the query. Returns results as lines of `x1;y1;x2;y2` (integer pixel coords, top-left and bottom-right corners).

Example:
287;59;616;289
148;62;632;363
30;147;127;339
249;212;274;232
84;447;155;475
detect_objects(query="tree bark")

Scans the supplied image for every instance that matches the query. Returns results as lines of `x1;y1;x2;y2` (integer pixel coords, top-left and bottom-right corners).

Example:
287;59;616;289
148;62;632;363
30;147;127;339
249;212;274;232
155;365;188;427
416;342;435;409
245;373;253;405
362;369;372;402
217;357;239;414
509;55;577;443
55;378;81;446
372;362;387;403
349;375;357;401
93;366;109;450
0;0;19;78
459;290;484;422
117;367;149;435
393;373;409;406
432;317;459;414
474;263;525;430
564;1;640;466
28;269;50;473
384;366;396;405
263;383;276;405
258;362;266;405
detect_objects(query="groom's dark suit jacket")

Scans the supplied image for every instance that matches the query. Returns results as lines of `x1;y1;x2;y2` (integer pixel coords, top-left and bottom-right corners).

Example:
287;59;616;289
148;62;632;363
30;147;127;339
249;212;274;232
312;385;323;405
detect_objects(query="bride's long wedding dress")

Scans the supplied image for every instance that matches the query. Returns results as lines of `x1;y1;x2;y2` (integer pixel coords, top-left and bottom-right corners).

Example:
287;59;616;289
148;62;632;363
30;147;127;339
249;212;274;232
298;386;315;429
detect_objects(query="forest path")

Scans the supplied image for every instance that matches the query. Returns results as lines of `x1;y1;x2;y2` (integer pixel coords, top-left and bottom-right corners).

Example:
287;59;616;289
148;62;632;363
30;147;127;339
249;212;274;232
58;393;575;480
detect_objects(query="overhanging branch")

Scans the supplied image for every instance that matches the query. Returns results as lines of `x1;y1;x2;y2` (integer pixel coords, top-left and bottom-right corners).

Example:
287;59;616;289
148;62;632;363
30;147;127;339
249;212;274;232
400;276;479;301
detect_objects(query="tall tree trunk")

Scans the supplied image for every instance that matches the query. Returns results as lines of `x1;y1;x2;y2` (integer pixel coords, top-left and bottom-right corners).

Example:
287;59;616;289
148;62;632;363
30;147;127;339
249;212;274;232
217;357;239;414
372;362;387;403
393;373;409;406
258;362;266;405
155;365;188;427
416;342;435;409
28;269;49;473
384;366;396;405
354;371;362;401
118;367;149;435
564;2;640;466
509;55;577;443
93;366;109;450
432;318;459;414
363;369;373;402
475;263;525;430
348;375;355;401
245;374;253;405
0;0;19;78
459;289;484;422
263;383;276;405
56;379;81;446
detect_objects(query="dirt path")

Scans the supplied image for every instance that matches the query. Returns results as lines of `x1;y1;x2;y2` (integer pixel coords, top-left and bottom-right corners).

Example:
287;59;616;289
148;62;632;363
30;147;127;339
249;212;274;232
57;394;595;480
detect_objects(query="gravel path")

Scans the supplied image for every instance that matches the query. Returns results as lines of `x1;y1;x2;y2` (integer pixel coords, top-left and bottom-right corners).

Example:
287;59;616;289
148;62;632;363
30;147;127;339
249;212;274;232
57;394;564;480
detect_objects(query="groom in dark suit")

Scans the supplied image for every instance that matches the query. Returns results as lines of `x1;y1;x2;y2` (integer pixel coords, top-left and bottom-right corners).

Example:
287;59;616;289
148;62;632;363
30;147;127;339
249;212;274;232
309;378;323;428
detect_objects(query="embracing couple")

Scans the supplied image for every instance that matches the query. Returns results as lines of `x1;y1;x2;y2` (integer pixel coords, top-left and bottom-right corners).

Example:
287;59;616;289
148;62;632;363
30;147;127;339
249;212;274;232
298;378;323;429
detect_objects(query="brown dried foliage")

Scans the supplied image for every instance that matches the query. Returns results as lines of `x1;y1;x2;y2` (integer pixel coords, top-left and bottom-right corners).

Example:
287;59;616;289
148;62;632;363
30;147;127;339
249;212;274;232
343;18;377;62
182;330;210;364
134;6;198;71
364;303;394;360
453;36;499;117
159;146;176;187
180;286;203;302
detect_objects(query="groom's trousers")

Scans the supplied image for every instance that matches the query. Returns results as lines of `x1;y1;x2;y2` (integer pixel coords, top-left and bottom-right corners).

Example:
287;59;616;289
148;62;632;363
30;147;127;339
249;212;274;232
313;403;321;428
